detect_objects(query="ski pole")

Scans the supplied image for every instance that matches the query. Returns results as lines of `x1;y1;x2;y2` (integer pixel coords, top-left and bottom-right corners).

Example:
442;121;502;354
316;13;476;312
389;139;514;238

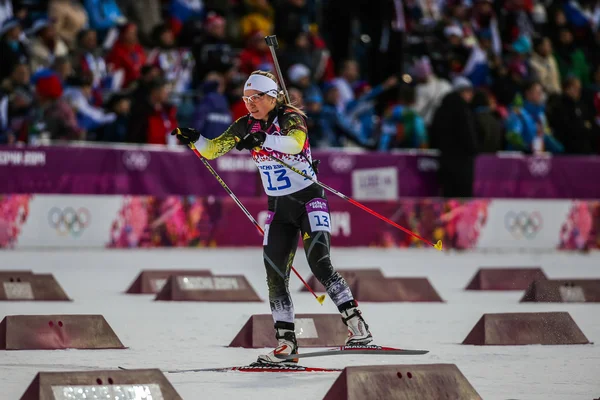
263;35;442;251
186;141;326;304
268;153;443;251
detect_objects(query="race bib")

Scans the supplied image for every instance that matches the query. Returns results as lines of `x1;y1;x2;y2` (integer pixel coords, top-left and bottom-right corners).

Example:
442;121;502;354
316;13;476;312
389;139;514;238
256;160;316;197
306;198;331;233
263;211;274;246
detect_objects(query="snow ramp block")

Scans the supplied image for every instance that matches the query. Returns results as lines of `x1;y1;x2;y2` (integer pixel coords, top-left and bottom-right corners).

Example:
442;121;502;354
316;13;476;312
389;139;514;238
20;369;182;400
322;364;482;400
462;312;590;345
465;267;547;290
300;268;385;292
126;269;212;294
520;279;600;303
353;278;444;302
0;274;70;301
155;274;262;302
229;314;347;348
0;315;125;350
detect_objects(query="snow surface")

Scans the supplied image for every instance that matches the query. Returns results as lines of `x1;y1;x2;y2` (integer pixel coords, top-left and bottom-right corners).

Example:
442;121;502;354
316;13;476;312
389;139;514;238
1;248;600;400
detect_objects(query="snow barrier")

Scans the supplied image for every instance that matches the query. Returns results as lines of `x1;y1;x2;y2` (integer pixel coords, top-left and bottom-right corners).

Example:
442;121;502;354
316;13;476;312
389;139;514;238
520;279;600;302
462;312;590;345
353;278;444;302
0;273;70;301
0;270;33;278
155;275;262;302
299;268;385;292
0;315;125;350
322;364;482;400
229;314;347;348
126;269;212;294
19;369;182;400
465;267;547;290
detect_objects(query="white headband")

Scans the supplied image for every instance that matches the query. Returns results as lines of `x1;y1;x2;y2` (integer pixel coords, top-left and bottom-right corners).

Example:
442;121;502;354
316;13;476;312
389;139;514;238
244;74;278;98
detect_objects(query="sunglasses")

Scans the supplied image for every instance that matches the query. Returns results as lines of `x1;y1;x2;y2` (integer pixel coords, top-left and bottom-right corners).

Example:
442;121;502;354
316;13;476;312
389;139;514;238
242;92;268;103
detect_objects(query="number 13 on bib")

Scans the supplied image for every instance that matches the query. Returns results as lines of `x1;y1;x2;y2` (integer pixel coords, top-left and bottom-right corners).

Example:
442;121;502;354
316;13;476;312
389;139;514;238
306;198;331;233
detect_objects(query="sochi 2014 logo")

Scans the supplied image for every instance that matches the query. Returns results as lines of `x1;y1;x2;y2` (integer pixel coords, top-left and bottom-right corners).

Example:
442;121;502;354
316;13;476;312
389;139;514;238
47;207;91;237
504;211;543;239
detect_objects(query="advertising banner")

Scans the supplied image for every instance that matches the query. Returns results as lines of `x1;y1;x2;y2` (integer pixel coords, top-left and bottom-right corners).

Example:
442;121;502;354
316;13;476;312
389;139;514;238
1;195;599;251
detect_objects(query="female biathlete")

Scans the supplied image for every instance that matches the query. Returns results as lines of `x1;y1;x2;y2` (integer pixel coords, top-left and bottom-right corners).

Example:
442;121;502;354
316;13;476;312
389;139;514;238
171;70;373;365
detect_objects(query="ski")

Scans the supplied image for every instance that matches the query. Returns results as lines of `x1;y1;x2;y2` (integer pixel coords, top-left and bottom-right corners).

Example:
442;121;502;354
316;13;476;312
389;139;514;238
119;363;341;374
274;344;429;360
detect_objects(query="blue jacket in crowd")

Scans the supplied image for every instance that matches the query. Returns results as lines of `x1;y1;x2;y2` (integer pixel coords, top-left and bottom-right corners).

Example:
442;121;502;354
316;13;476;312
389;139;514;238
505;99;564;154
192;80;232;140
378;105;427;150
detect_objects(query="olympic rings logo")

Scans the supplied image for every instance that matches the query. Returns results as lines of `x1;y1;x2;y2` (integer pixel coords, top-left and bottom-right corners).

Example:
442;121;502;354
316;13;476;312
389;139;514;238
527;157;551;177
48;207;91;237
122;151;151;171
504;211;543;239
329;155;355;173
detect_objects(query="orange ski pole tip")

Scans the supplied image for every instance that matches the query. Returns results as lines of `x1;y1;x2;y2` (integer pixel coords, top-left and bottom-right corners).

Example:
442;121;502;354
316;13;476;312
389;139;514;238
434;240;443;251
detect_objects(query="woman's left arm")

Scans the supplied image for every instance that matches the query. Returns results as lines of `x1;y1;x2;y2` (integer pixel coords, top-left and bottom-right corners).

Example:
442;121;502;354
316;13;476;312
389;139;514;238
262;111;307;154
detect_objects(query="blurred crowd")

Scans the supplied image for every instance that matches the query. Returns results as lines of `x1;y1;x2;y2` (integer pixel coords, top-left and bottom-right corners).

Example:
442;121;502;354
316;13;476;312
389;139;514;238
1;0;600;160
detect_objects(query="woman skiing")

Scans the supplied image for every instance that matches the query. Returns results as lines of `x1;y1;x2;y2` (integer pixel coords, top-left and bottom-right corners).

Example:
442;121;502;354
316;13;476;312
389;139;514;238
171;70;372;365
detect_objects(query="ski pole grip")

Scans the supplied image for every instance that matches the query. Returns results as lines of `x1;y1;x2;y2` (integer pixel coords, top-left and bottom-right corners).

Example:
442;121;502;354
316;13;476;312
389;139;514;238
265;35;279;48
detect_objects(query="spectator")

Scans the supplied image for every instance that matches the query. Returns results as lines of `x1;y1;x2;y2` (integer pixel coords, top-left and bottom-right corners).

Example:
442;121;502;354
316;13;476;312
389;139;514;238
166;0;203;38
471;89;505;153
505;80;564;154
331;59;360;113
49;0;88;48
73;29;111;90
554;27;591;86
1;62;32;144
238;30;274;75
20;72;83;143
379;84;428;151
346;75;398;145
549;76;599;154
105;22;147;89
191;72;232;139
304;91;324;148
274;0;310;48
98;91;130;142
191;12;234;85
226;72;249;120
441;25;472;81
127;78;177;145
412;56;452;127
0;17;28;81
318;82;364;148
240;0;274;39
289;86;303;109
287;63;322;102
147;23;193;95
129;64;162;106
430;77;478;198
27;18;70;73
530;36;562;95
63;74;117;137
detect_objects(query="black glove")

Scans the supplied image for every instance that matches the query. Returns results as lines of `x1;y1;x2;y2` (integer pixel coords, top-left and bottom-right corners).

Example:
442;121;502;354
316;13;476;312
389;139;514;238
235;131;266;151
170;127;200;145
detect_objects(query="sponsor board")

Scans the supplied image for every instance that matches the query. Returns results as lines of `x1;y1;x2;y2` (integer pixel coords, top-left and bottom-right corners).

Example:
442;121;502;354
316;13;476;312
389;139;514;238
351;167;398;201
476;200;572;249
15;195;123;248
